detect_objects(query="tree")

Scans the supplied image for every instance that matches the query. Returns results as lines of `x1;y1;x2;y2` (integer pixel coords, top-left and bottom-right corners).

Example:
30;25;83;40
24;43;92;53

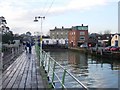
26;31;31;36
98;31;102;35
2;30;14;44
104;30;111;34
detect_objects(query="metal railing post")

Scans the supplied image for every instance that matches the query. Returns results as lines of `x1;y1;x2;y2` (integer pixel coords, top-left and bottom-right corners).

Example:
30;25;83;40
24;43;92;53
62;69;66;88
52;62;56;83
41;50;45;67
36;45;40;66
44;53;47;68
47;57;50;75
40;49;42;66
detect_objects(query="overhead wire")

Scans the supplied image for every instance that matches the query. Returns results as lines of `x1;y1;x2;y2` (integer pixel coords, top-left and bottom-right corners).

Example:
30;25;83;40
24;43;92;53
44;0;55;17
35;0;55;18
40;0;49;16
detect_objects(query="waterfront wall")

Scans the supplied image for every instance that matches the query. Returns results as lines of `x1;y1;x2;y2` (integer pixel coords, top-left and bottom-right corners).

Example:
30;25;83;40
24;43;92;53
68;47;120;60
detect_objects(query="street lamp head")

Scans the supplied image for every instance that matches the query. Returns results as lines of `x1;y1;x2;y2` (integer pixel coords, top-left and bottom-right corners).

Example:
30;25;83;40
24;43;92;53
34;19;38;22
43;16;45;19
34;17;38;22
37;16;45;19
38;16;41;19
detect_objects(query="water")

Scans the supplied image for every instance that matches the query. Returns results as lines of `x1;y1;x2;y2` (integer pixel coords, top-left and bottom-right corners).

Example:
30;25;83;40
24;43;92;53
48;49;120;88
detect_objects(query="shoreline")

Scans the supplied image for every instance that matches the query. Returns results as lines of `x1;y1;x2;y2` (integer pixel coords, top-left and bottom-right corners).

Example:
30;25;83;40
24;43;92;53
43;46;120;60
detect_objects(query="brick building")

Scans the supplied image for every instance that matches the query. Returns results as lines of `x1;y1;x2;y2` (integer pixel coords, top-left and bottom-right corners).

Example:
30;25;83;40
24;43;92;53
68;24;88;47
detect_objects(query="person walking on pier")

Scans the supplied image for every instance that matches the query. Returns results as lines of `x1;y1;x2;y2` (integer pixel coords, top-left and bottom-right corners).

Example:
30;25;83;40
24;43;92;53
23;41;28;53
28;43;32;54
26;42;32;54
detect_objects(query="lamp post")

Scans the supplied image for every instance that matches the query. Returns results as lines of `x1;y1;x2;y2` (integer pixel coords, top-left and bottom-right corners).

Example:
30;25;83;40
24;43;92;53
34;16;45;66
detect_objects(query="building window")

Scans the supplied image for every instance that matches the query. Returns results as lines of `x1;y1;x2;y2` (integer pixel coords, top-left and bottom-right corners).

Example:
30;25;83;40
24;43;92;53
107;36;109;39
98;37;101;39
46;40;49;44
80;32;85;35
57;32;58;35
57;35;58;38
80;36;85;40
52;33;54;35
74;32;75;35
61;32;63;35
72;32;73;35
52;36;54;39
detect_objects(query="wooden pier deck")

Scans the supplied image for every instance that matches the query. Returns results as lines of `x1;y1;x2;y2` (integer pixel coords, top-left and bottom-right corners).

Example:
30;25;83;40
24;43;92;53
2;47;45;89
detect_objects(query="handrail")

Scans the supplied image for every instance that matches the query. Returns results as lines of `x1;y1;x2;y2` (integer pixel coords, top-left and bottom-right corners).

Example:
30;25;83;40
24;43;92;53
36;46;88;90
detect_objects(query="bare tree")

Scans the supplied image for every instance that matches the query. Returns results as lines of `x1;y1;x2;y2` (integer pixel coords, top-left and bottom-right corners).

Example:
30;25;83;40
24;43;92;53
104;30;111;34
98;31;102;35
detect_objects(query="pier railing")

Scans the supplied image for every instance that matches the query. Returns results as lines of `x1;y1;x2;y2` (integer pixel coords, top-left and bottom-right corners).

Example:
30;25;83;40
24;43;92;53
2;44;23;71
36;45;88;90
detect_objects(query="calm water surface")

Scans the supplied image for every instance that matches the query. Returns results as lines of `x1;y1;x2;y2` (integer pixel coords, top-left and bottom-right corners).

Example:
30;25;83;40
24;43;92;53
48;50;120;88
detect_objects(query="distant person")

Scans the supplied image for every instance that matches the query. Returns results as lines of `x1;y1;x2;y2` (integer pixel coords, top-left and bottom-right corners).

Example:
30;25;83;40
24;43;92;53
25;45;27;53
24;42;28;53
27;42;32;54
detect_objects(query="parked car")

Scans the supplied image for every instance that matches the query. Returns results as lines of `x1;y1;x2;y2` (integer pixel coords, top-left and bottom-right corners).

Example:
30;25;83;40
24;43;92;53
110;46;120;51
80;44;88;48
105;46;114;51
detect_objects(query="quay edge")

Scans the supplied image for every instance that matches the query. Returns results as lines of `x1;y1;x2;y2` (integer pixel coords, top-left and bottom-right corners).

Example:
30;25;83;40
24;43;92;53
68;47;120;60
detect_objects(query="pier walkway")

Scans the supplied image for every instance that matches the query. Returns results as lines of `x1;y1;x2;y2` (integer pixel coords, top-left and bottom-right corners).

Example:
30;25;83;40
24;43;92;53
2;47;45;89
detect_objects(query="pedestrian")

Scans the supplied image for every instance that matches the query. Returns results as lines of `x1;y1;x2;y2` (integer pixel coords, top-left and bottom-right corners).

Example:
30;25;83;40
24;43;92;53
28;42;32;54
25;42;28;53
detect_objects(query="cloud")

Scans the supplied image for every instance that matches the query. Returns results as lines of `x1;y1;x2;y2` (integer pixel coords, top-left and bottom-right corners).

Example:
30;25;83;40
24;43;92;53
0;0;110;19
0;0;118;34
46;0;108;14
67;0;107;9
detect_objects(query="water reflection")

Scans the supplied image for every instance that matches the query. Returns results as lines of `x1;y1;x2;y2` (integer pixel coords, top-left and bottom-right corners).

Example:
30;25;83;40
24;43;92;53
89;57;120;70
49;50;120;88
68;51;88;77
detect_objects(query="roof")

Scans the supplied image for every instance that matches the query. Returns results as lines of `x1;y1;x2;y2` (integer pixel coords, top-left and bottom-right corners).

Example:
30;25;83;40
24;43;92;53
50;27;72;31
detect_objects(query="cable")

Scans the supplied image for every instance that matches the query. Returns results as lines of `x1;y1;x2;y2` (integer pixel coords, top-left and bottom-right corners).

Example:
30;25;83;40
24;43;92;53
34;0;55;20
40;0;49;16
44;0;55;17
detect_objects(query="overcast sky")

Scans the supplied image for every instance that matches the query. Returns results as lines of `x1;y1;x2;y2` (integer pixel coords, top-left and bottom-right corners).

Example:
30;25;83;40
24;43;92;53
0;0;119;35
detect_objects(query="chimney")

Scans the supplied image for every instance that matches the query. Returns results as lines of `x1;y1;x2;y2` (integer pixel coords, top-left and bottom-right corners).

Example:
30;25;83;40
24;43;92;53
55;26;57;29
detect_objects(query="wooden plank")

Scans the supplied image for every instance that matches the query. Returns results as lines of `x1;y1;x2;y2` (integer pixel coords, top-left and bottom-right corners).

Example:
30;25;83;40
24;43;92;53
18;54;30;88
3;53;23;74
25;54;33;88
12;56;28;88
3;47;45;89
19;55;30;88
33;49;45;88
2;54;23;82
3;59;23;88
31;56;37;89
37;72;44;88
2;56;24;89
36;64;44;88
2;56;21;78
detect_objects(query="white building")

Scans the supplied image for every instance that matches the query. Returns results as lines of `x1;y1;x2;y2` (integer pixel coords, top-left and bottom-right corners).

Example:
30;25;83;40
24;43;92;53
42;39;68;45
111;34;120;47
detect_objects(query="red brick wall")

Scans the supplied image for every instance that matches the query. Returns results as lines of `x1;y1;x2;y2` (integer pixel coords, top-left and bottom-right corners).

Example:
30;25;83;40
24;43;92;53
68;30;88;47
